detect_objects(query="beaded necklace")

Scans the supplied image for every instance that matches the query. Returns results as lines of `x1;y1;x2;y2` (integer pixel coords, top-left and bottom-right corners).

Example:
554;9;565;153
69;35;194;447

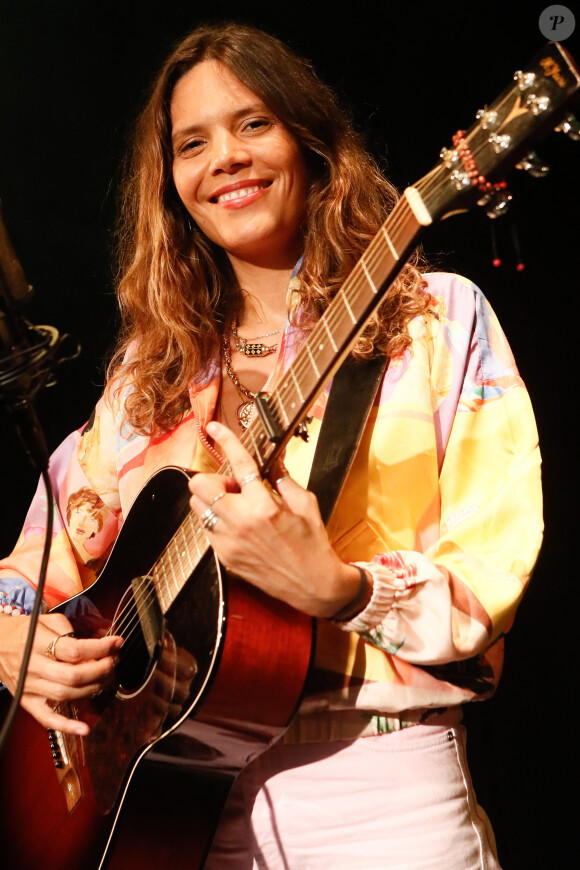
231;320;280;357
222;332;258;430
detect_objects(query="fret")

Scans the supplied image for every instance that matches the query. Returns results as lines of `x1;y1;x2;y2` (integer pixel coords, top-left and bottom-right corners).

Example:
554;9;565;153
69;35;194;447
322;317;338;352
290;367;304;403
310;322;340;376
248;416;280;466
147;195;425;618
381;225;400;261
246;425;262;466
360;259;378;294
305;341;320;378
339;287;357;323
166;543;180;601
186;518;204;566
272;392;290;426
163;547;176;604
159;580;171;614
155;559;170;612
176;523;193;580
275;381;299;423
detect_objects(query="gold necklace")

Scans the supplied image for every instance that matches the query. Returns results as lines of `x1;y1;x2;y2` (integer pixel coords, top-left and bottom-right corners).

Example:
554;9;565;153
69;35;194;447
222;332;257;430
231;321;280;357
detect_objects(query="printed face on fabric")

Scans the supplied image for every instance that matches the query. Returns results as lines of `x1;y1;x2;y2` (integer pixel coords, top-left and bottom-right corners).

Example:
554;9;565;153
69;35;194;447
171;59;309;269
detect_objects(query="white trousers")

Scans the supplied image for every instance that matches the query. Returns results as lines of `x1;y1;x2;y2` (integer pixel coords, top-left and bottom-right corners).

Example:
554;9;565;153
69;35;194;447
204;716;501;870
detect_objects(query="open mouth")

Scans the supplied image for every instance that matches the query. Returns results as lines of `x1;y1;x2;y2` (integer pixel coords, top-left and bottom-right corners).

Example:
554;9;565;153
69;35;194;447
211;181;271;204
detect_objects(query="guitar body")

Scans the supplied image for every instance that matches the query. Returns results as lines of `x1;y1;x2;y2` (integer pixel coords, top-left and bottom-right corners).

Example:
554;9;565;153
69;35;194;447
0;467;314;870
2;37;578;870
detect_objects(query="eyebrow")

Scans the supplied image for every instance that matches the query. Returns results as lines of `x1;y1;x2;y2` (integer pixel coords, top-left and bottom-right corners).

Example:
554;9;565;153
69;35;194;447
171;103;269;144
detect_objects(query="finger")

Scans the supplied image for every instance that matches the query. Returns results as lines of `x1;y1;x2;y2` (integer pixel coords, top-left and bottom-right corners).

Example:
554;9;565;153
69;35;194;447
188;473;230;506
270;457;292;488
59;651;119;685
271;478;325;532
206;422;265;490
23;697;90;737
48;634;124;665
36;675;115;704
28;653;118;695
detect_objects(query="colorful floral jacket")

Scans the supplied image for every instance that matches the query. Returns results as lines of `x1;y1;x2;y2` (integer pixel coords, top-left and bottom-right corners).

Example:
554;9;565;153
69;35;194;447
0;273;543;734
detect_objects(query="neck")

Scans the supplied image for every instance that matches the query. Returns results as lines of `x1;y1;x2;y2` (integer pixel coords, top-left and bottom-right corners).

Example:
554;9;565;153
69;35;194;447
228;258;296;331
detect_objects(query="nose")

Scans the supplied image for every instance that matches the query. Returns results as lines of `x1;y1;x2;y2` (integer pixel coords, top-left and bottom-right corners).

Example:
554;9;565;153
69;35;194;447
208;129;251;175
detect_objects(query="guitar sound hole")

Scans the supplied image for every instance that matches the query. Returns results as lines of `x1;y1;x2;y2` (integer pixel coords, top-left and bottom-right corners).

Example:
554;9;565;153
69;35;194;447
113;584;161;696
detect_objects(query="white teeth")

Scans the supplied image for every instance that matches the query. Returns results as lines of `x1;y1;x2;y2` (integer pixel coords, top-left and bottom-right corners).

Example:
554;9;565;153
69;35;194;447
217;185;262;203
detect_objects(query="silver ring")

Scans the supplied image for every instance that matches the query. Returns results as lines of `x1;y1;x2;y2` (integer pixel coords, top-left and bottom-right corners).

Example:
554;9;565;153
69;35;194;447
274;474;291;487
200;508;219;531
209;491;226;508
239;472;260;487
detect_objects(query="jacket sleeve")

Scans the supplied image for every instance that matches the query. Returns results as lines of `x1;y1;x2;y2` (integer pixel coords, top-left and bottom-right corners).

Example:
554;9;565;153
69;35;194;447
339;276;543;668
0;392;123;611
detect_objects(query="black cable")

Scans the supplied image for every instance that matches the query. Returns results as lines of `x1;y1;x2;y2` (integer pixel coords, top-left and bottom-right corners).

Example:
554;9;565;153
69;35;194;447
0;465;53;752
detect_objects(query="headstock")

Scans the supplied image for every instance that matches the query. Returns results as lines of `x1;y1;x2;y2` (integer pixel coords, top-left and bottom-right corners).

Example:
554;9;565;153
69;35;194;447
418;42;580;221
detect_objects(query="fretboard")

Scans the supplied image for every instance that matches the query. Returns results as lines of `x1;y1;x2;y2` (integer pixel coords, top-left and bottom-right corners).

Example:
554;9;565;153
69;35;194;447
148;39;580;613
150;188;430;613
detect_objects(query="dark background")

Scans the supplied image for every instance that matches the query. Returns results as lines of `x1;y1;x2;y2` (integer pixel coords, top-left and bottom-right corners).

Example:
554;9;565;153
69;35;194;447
1;2;578;867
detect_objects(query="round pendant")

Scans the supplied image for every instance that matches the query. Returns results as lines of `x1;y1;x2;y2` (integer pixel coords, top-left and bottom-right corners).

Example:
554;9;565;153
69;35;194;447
236;400;255;430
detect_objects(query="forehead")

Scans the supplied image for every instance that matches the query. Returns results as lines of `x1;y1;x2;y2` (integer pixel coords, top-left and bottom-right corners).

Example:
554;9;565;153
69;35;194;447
170;60;266;131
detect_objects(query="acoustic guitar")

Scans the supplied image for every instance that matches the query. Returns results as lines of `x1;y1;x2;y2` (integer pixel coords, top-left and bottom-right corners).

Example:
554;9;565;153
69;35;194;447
1;40;578;870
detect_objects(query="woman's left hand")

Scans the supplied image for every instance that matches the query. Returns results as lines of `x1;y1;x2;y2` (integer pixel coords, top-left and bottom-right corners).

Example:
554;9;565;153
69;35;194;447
188;421;363;618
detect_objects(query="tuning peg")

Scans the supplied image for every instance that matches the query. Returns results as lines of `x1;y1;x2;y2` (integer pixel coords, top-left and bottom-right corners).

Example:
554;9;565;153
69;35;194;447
514;70;537;91
515;150;550;177
481;188;513;219
525;93;550;116
555;113;580;141
475;108;499;130
294;415;313;442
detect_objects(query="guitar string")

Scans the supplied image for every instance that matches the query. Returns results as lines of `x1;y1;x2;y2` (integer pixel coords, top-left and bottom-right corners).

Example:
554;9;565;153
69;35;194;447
106;130;507;651
268;203;414;423
86;96;527;655
237;79;538;440
109;89;539;659
120;201;416;632
102;512;212;652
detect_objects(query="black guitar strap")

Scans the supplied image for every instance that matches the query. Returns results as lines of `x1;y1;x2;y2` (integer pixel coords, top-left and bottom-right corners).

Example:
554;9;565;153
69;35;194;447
307;354;388;525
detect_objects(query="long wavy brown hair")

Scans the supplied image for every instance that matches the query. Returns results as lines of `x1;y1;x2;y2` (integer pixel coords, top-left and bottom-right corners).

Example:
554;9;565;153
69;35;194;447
109;22;431;435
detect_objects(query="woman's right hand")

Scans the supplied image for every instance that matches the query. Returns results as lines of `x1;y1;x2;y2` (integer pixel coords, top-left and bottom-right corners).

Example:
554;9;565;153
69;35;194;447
0;613;123;736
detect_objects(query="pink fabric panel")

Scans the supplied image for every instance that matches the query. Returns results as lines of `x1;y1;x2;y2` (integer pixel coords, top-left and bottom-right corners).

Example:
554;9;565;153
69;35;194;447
205;716;501;869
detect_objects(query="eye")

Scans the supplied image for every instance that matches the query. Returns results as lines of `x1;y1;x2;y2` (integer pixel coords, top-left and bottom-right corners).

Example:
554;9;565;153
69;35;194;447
176;137;205;158
242;118;272;134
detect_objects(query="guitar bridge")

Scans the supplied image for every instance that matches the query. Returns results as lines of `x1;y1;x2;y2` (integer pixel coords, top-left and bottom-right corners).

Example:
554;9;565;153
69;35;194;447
47;716;83;813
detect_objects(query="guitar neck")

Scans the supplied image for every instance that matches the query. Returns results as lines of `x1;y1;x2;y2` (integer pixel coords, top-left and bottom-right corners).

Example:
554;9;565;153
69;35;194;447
240;187;432;473
151;190;430;613
151;40;580;613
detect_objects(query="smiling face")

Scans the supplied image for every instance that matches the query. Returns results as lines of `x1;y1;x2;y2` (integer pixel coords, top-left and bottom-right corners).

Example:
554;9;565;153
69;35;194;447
171;60;308;271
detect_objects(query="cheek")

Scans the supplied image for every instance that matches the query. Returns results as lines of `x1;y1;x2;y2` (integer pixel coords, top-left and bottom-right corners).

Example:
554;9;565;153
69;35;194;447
173;164;198;211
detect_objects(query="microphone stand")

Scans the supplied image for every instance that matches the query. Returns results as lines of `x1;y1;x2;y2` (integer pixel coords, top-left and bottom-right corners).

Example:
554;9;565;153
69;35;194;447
0;201;79;753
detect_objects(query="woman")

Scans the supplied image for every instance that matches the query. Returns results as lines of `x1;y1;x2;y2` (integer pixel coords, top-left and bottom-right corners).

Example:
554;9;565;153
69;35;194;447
0;22;542;868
